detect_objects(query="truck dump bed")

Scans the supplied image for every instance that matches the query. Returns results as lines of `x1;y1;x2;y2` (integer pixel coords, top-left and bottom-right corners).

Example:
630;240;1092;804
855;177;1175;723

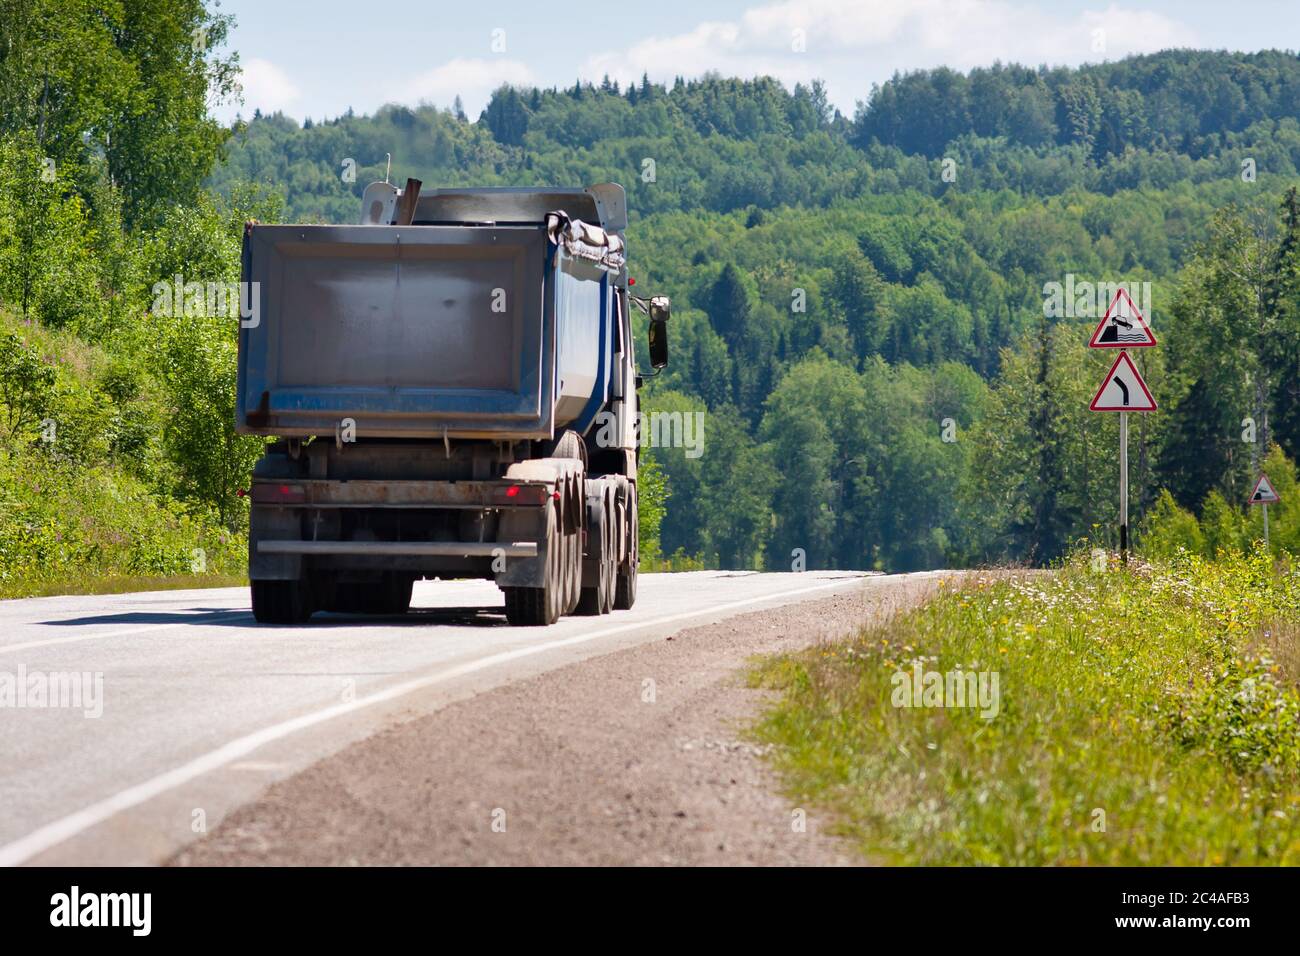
237;218;613;440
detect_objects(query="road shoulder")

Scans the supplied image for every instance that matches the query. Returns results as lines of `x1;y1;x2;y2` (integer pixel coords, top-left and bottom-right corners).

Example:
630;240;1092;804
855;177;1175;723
171;574;948;866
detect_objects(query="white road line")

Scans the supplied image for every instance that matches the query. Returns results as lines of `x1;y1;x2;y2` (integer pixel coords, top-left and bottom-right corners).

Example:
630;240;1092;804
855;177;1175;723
0;575;869;866
0;611;253;656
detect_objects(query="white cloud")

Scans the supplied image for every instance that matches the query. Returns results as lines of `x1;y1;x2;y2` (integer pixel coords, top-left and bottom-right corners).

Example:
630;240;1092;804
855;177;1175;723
235;57;301;115
395;58;536;117
584;0;1199;113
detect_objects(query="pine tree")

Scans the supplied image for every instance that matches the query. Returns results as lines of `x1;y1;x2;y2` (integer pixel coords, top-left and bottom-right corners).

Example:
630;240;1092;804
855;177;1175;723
706;264;752;346
483;87;529;145
1015;318;1074;561
1263;187;1300;459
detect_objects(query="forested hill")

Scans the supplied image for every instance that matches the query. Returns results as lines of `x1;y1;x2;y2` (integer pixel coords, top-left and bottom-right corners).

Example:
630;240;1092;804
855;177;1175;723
207;50;1300;573
211;50;1300;222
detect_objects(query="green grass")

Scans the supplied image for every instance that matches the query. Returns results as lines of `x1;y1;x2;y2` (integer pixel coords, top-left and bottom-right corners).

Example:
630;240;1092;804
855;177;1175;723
1;308;247;600
1;572;246;601
0;448;245;600
749;551;1300;865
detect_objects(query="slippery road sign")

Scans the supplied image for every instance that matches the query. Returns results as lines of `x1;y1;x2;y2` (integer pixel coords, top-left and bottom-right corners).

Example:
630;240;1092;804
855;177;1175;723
1089;351;1156;412
1089;288;1157;348
1249;473;1280;505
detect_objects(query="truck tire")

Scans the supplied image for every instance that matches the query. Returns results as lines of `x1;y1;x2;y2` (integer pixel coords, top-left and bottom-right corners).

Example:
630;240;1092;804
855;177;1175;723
384;575;414;614
564;500;582;614
547;435;585;616
549;429;587;468
251;578;313;624
601;529;616;613
597;503;616;614
577;492;614;615
614;493;638;610
503;505;563;626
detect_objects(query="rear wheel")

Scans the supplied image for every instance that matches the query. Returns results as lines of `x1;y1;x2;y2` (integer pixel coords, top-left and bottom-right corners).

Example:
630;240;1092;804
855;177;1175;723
251;578;313;624
385;575;414;614
578;492;614;616
563;501;582;614
548;429;587;467
549;436;585;616
601;525;616;613
614;492;638;610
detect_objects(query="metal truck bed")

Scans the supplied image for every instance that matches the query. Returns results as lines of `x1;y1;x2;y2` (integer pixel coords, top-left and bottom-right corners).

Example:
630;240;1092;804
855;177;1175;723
236;222;610;441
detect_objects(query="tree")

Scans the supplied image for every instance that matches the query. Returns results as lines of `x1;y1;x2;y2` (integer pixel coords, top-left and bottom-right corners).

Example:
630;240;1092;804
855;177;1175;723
828;250;886;360
145;186;281;529
482;86;530;146
760;353;871;569
694;406;775;567
0;331;56;443
706;264;753;346
0;0;239;227
1263;187;1300;460
1158;205;1269;508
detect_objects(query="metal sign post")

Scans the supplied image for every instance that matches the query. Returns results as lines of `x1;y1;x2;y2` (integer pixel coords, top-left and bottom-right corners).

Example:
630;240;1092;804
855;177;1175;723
1119;411;1128;563
1089;349;1154;562
1088;289;1157;564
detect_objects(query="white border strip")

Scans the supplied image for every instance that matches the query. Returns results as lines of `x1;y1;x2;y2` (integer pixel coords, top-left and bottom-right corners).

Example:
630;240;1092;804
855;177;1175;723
0;575;868;866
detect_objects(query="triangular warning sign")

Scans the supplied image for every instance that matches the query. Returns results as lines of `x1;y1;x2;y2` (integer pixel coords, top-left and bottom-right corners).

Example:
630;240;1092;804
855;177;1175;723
1249;473;1280;505
1089;288;1156;348
1089;351;1156;411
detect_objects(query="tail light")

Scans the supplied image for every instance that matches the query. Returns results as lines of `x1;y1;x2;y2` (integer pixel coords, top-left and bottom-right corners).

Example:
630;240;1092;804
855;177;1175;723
251;482;307;504
492;484;550;505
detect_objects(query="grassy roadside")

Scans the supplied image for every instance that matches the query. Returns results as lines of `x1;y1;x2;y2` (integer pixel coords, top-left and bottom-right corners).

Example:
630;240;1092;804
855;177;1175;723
0;449;246;601
0;572;246;601
749;552;1300;864
2;308;248;601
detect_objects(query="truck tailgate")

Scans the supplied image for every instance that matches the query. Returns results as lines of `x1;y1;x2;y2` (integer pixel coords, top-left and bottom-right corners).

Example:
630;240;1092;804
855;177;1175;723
236;224;554;439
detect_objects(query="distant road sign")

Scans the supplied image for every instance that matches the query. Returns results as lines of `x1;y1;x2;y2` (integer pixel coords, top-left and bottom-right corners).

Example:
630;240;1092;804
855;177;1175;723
1249;473;1280;505
1090;351;1156;411
1089;288;1157;348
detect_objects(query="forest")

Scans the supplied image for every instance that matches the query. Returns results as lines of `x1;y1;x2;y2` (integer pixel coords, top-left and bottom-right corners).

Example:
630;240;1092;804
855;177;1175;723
3;0;1300;588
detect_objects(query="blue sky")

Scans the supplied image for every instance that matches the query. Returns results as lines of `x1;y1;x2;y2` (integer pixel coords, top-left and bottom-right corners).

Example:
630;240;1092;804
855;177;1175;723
211;0;1298;124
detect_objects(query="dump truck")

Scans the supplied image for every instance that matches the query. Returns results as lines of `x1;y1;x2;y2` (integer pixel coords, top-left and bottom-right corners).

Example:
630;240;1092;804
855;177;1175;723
235;180;668;625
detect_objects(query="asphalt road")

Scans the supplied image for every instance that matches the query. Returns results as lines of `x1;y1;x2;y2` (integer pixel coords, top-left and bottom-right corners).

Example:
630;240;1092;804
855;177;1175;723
0;569;912;866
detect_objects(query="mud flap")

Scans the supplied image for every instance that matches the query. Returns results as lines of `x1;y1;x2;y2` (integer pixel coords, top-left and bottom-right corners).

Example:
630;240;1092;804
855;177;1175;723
249;506;303;580
495;505;552;588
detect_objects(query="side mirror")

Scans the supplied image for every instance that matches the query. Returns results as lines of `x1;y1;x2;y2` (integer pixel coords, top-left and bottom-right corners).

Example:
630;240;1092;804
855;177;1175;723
648;296;669;369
